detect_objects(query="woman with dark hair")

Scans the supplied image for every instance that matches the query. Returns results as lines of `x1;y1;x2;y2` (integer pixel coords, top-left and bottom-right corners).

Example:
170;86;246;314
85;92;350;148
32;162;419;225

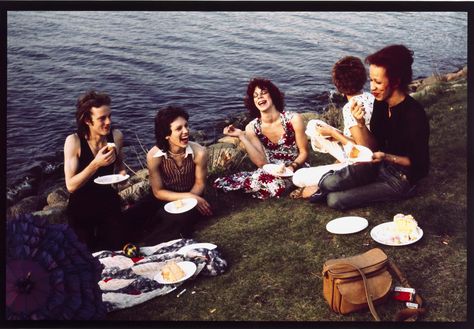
213;77;309;199
124;106;212;245
314;44;430;210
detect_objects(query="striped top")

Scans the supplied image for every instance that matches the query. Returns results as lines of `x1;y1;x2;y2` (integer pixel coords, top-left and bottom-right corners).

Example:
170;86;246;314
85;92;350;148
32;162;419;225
153;145;196;192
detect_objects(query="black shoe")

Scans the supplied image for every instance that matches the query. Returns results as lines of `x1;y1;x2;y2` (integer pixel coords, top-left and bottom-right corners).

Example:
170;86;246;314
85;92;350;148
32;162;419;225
308;190;327;203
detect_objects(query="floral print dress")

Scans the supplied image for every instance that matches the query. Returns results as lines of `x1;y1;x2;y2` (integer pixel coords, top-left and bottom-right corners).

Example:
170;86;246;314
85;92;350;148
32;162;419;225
214;111;305;199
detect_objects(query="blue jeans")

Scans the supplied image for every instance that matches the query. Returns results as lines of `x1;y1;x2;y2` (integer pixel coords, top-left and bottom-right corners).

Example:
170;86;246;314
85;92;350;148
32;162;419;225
319;162;415;210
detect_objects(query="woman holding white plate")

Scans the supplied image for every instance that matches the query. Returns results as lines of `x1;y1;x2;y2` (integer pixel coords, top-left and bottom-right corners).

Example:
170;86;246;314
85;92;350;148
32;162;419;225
124;106;212;246
292;56;375;201
213;77;309;199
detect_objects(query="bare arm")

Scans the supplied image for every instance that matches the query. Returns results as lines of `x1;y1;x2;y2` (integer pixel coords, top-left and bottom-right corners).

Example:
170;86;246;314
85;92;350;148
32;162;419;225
318;125;354;146
222;123;267;167
350;101;377;150
189;143;208;196
64;134;115;193
147;144;212;216
113;129;126;175
288;113;309;171
372;151;411;167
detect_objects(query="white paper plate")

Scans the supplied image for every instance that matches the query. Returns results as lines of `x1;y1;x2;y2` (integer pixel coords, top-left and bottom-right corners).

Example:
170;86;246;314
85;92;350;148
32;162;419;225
94;174;130;185
177;243;217;256
154;261;197;285
263;163;293;177
164;198;198;214
370;222;423;246
344;144;373;163
326;216;369;234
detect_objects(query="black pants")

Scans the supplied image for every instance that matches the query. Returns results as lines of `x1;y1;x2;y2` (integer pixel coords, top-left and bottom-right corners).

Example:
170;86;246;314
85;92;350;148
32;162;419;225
67;186;125;252
122;194;201;247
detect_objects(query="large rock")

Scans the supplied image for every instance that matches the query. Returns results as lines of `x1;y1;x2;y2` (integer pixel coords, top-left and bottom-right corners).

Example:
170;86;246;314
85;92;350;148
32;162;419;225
445;66;467;81
46;186;69;206
33;207;68;225
7;195;41;219
43;201;68;212
217;136;245;150
207;143;246;172
127;168;149;185
119;180;150;204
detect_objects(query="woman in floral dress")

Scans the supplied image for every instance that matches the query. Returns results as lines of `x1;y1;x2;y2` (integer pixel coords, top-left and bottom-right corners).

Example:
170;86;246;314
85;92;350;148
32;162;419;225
213;78;309;199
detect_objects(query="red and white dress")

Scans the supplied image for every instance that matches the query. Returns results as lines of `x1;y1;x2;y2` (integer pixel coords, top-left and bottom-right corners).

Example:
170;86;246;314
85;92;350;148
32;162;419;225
213;111;305;199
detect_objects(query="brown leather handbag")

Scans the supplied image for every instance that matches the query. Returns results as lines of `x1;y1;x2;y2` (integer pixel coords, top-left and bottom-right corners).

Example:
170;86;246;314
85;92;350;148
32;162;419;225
322;248;426;321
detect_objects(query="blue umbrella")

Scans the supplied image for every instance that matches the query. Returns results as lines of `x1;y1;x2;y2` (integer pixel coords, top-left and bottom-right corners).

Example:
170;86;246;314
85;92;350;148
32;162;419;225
6;213;106;320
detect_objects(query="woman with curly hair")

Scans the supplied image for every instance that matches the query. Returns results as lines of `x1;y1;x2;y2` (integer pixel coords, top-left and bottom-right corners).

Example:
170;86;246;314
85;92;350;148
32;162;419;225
292;56;375;201
213;77;309;199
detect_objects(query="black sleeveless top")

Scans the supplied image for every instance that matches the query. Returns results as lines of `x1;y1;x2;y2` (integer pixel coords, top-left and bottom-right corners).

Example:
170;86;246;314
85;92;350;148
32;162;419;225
76;132;116;190
67;131;121;219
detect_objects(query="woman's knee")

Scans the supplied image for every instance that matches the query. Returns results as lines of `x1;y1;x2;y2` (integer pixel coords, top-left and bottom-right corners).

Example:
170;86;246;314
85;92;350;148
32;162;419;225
292;168;309;187
326;193;348;210
319;172;339;192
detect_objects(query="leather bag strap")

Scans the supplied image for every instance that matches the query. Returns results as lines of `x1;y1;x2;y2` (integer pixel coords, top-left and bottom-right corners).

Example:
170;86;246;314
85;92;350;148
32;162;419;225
327;262;381;321
388;260;427;321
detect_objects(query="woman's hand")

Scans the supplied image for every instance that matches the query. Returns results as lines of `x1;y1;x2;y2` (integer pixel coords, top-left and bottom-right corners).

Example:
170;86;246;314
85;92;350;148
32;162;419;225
350;100;366;127
317;125;335;138
223;124;244;138
372;151;385;163
195;195;213;216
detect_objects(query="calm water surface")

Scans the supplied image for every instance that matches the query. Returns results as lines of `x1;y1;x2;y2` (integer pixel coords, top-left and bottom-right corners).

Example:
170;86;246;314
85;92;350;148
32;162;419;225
6;11;467;197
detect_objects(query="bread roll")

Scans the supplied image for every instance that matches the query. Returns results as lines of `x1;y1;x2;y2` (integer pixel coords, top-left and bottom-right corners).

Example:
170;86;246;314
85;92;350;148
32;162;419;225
161;261;185;282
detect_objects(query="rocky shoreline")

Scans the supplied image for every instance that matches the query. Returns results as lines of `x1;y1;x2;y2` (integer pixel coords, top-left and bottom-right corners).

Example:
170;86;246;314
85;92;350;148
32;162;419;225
6;65;467;223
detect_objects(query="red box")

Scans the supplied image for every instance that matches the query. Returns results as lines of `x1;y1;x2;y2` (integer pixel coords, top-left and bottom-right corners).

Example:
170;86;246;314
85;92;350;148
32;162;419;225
392;286;415;302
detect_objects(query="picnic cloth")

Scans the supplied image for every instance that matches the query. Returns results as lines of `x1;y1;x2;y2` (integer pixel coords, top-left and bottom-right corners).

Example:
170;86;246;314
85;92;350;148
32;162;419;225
92;238;227;312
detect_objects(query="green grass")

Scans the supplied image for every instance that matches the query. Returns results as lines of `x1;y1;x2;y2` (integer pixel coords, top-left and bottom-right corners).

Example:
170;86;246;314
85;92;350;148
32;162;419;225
107;78;467;322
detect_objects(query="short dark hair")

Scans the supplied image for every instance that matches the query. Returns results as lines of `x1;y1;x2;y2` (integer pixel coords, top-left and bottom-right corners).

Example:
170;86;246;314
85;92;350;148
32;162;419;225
75;90;111;139
244;77;285;119
365;44;414;92
154;106;189;152
332;56;367;95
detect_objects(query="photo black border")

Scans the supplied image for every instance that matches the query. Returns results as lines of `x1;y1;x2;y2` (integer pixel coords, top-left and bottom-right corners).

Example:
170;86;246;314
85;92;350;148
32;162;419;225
1;1;472;329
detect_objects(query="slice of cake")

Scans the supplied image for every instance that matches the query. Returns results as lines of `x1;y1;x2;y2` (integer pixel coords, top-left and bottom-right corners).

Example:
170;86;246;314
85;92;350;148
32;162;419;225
174;199;184;209
349;146;360;158
276;164;286;174
161;261;185;282
392;214;418;243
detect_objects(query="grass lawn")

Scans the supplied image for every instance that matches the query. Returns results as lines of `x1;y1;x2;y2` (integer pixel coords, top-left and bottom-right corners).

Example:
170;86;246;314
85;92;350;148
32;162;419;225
107;78;468;322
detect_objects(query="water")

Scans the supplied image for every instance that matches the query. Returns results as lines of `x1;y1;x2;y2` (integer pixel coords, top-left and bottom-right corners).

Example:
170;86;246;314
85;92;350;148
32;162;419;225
6;11;467;202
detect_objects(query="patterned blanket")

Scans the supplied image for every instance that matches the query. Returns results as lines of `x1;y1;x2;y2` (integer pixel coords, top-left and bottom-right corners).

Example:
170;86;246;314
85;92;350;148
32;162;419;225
92;238;227;312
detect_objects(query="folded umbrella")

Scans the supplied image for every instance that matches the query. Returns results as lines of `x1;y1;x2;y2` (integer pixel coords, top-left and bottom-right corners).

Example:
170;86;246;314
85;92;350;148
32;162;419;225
6;213;106;320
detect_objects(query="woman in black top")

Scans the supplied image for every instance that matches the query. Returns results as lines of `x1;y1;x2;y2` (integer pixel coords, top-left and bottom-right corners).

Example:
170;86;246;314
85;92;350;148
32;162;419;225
316;45;429;210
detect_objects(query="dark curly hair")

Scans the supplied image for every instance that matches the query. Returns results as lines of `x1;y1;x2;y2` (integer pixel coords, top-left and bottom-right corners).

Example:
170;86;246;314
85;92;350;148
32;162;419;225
244;77;285;119
332;56;367;96
75;90;111;139
154;106;189;152
365;44;414;92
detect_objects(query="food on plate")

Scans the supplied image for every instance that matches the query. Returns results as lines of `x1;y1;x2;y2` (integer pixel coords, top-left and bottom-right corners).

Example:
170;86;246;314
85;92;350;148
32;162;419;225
349;146;360;158
276;164;286;174
393;214;418;234
174;199;184;209
161;261;185;282
390;213;419;244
